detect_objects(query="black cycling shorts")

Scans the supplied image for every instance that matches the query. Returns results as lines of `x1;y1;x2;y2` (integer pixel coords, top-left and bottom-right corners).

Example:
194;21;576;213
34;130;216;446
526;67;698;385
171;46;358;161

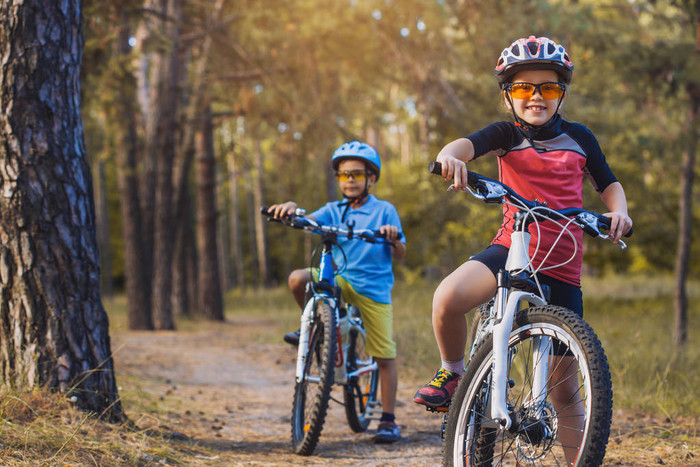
470;244;583;317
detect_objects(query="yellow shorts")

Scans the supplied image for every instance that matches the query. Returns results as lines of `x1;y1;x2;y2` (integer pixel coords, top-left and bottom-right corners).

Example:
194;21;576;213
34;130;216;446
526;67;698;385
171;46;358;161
310;269;396;359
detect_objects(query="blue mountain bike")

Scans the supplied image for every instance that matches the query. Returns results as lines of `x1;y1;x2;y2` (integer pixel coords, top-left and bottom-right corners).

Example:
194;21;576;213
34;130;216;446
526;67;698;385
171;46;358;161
261;207;399;455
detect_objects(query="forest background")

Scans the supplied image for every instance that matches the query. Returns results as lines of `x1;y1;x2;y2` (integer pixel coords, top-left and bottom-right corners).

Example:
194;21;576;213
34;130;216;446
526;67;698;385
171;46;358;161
83;0;699;341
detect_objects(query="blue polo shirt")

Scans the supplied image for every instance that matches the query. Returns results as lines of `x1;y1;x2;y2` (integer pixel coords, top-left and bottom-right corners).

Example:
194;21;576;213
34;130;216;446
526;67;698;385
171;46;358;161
310;195;405;304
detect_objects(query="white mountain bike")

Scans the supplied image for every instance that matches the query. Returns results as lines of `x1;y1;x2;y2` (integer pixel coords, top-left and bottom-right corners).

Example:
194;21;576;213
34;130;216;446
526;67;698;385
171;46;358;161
429;162;631;466
261;207;398;455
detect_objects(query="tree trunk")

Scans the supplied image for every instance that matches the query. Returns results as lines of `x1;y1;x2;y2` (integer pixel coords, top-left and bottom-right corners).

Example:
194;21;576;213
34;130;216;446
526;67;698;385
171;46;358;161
0;0;123;420
253;141;268;286
195;106;223;320
674;85;699;351
112;13;152;330
217;173;232;291
172;215;190;317
227;145;246;290
171;192;198;317
135;2;157;327
151;0;182;330
245;170;260;287
94;160;113;299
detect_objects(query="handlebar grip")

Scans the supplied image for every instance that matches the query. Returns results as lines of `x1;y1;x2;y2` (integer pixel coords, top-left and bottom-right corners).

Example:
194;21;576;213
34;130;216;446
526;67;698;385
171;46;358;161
261;206;293;225
373;230;403;241
597;214;634;238
429;161;478;187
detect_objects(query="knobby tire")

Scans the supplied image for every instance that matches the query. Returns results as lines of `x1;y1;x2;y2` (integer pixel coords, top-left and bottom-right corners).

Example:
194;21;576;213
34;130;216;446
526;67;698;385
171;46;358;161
443;305;612;467
291;300;337;455
344;326;379;432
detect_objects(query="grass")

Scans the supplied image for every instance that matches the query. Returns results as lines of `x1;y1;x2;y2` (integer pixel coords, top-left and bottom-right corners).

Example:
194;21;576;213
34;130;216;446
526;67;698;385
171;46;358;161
0;390;191;465
580;275;700;416
223;274;700;417
395;273;700;417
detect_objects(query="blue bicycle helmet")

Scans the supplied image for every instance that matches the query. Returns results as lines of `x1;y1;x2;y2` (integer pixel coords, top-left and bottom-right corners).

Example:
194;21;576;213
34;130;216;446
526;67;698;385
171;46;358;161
331;141;381;180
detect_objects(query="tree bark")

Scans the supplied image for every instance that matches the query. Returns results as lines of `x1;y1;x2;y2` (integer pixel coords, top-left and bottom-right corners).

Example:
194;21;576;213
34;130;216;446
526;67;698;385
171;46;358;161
112;12;152;330
0;0;123;420
172;212;190;317
252;141;268;286
171;193;198;317
195;106;223;320
135;2;157;327
94;160;113;299
151;0;182;330
227;145;246;290
674;88;699;351
245;169;260;287
673;17;700;352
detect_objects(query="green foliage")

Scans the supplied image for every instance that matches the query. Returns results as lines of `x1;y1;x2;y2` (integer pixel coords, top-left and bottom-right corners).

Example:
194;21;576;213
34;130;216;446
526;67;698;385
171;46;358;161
80;0;700;287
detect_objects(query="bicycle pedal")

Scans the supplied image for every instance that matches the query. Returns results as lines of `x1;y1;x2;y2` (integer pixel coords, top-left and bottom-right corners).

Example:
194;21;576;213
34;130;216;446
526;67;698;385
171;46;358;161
425;404;450;413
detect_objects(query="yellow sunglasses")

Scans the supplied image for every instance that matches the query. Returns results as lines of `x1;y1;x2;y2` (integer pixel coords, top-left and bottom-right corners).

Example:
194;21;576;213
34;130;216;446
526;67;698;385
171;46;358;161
335;169;369;182
506;82;566;100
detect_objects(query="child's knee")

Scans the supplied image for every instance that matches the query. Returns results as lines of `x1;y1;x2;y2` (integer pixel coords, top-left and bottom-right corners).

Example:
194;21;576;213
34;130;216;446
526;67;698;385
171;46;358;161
432;283;463;317
288;269;308;292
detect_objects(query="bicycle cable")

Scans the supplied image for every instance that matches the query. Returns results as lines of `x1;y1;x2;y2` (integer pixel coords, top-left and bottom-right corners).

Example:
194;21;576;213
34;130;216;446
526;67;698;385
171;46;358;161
504;197;581;299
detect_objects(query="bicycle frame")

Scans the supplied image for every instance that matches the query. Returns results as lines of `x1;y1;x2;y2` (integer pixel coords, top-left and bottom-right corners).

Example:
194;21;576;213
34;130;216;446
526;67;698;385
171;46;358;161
294;225;378;386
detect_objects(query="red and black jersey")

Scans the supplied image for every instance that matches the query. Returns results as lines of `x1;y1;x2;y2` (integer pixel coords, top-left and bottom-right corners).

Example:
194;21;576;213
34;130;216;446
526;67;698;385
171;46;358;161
467;114;617;286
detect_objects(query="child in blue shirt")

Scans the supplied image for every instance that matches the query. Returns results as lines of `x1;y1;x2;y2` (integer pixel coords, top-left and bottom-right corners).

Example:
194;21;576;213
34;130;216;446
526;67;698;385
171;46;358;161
269;141;406;444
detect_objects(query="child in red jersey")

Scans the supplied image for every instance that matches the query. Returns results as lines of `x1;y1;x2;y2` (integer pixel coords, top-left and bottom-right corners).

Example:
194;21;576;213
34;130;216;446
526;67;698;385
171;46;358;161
413;36;633;464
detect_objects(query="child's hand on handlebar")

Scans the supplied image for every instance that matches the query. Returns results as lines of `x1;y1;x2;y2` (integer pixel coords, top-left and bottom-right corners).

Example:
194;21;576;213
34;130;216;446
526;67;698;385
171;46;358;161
436;155;469;192
268;201;299;219
602;211;633;244
379;224;401;242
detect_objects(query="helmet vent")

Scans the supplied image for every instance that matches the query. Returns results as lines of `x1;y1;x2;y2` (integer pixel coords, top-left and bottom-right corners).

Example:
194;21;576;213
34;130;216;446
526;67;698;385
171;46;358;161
547;42;556;54
511;45;520;56
527;41;538;55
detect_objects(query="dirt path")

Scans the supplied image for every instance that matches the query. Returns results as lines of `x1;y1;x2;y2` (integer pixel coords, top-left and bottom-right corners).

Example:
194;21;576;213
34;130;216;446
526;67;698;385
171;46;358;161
112;315;698;466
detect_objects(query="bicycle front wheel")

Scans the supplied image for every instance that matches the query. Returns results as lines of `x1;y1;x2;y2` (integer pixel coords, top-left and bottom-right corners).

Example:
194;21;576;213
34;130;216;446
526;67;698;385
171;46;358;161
343;326;379;432
291;300;337;455
443;305;612;467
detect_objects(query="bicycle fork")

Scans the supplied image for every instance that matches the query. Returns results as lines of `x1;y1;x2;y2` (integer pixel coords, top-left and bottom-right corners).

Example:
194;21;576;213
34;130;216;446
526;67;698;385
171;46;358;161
296;295;338;383
490;286;546;429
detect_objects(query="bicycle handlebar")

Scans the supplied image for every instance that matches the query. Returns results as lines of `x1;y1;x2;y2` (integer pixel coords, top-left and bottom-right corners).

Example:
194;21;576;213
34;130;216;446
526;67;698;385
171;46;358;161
260;207;403;243
428;161;633;240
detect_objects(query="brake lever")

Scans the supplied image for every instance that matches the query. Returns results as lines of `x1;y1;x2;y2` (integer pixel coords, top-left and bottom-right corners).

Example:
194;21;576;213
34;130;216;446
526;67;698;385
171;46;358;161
599;234;627;250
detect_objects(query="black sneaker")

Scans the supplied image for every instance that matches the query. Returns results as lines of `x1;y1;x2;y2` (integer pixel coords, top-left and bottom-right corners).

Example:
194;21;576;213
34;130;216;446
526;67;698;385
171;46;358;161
283;329;300;346
373;421;401;444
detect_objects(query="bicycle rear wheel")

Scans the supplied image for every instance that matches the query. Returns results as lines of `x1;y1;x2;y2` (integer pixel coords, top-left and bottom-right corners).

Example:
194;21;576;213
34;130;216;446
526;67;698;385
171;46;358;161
443;305;612;466
291;300;337;455
343;326;379;432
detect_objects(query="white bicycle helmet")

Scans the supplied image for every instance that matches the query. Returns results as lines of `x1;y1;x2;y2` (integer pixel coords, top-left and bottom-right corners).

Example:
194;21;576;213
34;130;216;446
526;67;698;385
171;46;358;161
495;36;574;87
